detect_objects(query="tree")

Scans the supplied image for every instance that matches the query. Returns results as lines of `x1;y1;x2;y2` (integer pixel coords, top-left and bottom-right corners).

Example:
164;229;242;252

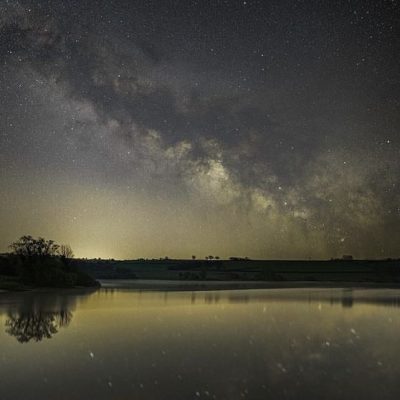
9;235;59;257
6;236;98;288
59;244;74;259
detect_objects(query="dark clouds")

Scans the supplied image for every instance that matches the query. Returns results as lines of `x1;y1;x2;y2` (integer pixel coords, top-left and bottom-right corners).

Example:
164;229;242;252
0;0;399;258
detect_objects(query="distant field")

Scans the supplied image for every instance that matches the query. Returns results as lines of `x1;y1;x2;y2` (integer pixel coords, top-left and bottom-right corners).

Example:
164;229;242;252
76;259;400;283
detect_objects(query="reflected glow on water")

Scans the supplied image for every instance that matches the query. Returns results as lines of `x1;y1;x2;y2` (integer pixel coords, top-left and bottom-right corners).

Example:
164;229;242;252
1;286;400;399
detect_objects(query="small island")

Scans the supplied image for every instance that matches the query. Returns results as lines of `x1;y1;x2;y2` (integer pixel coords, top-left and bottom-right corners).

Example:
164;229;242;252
0;236;99;291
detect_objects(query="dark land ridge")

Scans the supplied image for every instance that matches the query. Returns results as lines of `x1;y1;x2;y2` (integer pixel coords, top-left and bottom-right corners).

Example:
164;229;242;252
76;258;400;284
2;256;400;292
1;235;399;292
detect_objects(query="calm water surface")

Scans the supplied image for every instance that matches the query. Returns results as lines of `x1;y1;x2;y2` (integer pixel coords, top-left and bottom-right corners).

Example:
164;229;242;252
1;283;400;400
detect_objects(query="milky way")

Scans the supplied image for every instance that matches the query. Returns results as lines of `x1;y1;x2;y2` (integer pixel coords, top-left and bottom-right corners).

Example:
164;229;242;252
1;0;399;259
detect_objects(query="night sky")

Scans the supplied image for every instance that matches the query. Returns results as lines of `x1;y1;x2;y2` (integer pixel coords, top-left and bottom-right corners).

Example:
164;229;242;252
0;0;399;259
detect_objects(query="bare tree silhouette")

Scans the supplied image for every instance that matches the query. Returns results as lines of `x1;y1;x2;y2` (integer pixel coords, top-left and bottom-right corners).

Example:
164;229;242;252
59;244;74;259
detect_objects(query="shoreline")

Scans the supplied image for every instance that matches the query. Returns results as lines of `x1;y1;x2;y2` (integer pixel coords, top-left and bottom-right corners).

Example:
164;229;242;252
2;278;400;294
98;279;400;291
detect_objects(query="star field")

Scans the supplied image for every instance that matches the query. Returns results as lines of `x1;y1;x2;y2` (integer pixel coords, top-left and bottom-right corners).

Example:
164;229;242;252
0;0;399;259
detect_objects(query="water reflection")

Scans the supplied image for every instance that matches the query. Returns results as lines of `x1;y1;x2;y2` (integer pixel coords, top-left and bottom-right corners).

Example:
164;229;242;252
1;286;400;400
98;284;400;309
0;289;95;343
5;309;72;343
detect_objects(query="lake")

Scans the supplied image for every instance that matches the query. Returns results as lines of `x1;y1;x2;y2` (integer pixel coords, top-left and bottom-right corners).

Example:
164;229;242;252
1;283;400;399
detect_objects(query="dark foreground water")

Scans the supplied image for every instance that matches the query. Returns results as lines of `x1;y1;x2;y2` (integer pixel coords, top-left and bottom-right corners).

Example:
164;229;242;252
1;283;400;400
